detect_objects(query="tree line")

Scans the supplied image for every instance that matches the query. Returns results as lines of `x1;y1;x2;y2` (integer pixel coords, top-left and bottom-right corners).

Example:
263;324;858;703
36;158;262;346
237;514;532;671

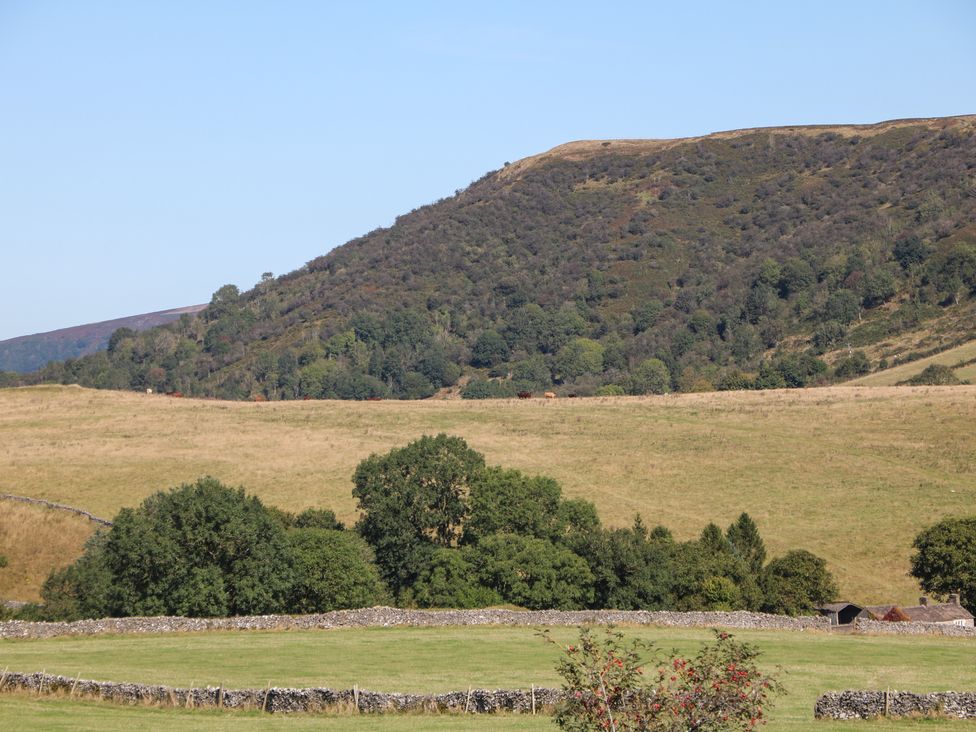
15;435;840;621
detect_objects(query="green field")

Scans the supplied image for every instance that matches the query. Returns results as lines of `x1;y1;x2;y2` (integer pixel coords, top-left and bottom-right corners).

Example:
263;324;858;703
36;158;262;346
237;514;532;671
2;384;976;603
2;625;975;730
847;340;976;386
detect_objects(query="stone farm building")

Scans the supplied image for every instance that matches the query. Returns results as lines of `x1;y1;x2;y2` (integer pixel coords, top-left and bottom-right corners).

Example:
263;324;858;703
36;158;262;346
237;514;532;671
819;595;975;627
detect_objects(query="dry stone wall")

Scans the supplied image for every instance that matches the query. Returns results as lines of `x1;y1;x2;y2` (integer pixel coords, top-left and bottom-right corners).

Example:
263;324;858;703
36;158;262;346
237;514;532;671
4;607;974;640
0;606;831;639
0;493;112;526
0;671;562;714
815;690;976;719
851;618;976;637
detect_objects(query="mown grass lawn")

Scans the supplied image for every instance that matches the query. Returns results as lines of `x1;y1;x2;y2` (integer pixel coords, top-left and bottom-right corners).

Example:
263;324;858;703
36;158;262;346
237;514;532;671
2;625;975;730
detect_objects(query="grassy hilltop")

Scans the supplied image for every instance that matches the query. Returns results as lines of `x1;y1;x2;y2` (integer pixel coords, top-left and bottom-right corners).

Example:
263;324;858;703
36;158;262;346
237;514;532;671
2;384;974;604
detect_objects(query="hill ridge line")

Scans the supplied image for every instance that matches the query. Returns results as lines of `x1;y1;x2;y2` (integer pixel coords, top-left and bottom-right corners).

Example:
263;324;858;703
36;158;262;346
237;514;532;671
500;114;976;178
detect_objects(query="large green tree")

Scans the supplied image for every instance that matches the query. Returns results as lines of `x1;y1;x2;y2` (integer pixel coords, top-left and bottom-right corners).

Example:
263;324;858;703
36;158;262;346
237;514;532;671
464;467;597;545
286;528;388;613
910;516;976;611
761;550;837;615
410;548;503;609
49;477;295;618
726;513;767;575
471;533;594;610
352;434;486;594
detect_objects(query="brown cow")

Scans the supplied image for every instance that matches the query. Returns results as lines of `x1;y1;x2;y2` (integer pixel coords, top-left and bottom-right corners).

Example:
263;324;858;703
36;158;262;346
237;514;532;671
517;391;532;399
544;391;556;399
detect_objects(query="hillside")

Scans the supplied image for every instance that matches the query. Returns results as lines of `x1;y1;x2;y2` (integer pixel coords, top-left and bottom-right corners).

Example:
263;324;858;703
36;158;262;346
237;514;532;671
0;305;205;373
2;384;975;604
7;116;976;399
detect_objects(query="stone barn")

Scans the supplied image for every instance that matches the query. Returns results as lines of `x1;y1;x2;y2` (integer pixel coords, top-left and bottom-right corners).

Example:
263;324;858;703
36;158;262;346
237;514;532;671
816;602;869;625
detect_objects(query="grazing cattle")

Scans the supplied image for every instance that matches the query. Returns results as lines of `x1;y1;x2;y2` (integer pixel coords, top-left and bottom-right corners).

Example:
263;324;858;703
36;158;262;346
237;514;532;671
517;391;532;399
544;391;556;399
567;393;578;398
366;396;383;401
166;391;184;398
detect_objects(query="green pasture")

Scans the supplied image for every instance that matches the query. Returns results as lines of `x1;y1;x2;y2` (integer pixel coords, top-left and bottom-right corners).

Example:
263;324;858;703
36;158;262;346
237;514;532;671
2;625;975;730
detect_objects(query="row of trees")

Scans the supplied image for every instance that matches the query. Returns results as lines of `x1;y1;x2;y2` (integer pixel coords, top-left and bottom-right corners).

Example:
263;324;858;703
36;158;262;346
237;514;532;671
25;435;974;622
33;436;839;620
352;436;838;613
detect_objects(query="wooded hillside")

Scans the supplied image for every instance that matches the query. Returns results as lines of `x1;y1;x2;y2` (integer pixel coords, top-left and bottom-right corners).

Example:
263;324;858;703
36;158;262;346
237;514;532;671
10;116;976;399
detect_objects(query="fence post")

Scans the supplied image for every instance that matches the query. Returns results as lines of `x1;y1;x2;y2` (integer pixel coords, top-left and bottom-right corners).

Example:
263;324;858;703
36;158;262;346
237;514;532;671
353;684;359;712
885;687;890;717
70;672;80;697
465;686;472;713
0;667;8;690
262;681;271;713
532;684;536;715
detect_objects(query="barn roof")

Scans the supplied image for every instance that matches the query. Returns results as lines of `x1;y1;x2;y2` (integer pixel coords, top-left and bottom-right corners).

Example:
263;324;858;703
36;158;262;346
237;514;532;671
817;602;863;613
902;604;974;623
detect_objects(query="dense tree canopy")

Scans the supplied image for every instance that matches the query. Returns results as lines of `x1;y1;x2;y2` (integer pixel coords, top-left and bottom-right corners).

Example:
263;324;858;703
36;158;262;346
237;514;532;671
287;528;388;613
761;550;839;615
910;516;976;610
352;434;485;592
43;478;294;618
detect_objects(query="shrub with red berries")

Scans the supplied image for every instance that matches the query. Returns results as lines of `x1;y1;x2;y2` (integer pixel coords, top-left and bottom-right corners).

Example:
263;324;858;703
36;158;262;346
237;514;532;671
543;627;783;731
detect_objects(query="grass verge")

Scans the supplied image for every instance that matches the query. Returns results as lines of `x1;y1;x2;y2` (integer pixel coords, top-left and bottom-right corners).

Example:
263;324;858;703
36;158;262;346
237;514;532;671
2;625;976;729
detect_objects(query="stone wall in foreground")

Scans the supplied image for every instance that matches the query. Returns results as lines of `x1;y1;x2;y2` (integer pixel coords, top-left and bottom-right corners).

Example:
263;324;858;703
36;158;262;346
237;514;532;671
0;606;831;639
0;671;561;714
815;690;976;719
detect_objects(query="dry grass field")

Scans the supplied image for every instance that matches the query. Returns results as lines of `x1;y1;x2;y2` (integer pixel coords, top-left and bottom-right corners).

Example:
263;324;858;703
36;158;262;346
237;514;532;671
0;502;95;602
1;384;975;604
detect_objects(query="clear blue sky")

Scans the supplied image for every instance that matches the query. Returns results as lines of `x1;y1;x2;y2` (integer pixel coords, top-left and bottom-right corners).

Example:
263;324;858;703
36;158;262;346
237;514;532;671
1;1;973;340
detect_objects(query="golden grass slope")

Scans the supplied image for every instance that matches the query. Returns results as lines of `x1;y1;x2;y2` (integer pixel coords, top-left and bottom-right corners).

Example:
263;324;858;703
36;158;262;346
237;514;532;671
845;339;976;386
1;384;975;605
0;502;95;602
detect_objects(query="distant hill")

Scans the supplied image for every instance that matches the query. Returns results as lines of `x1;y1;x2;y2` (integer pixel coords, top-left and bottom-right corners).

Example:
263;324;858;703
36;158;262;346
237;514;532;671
0;306;205;373
7;115;976;398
